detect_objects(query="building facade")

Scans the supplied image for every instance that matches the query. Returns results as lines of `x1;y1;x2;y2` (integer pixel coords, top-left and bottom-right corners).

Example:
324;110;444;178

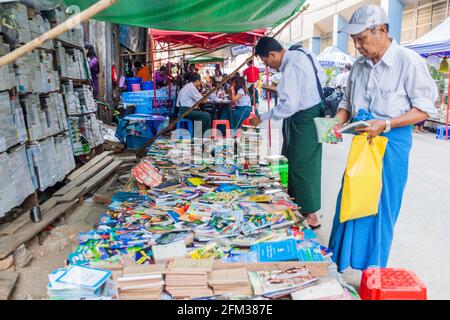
278;0;450;56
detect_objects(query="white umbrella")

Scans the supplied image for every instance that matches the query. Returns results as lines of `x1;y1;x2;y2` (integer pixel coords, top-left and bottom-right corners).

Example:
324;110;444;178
318;46;356;68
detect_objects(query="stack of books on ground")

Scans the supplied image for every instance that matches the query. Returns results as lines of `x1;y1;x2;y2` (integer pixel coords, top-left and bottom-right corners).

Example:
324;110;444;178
47;265;115;300
165;258;214;299
208;268;253;296
290;278;356;300
117;264;166;300
248;266;319;299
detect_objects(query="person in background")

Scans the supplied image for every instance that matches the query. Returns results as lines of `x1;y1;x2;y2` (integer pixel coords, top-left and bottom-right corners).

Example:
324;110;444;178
84;44;99;98
229;76;252;131
183;63;196;85
329;5;438;273
134;61;151;82
176;73;211;135
250;36;326;229
334;63;352;91
155;66;168;88
213;68;224;85
243;60;260;110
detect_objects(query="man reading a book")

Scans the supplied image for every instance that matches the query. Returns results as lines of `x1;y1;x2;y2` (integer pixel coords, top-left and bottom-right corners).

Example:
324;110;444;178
328;5;438;273
250;37;326;229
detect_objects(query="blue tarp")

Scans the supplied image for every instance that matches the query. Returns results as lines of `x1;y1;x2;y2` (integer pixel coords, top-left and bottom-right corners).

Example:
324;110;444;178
406;17;450;56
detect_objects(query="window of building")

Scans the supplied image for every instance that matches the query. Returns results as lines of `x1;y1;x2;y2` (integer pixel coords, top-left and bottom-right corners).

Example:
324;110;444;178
321;32;332;52
401;0;450;44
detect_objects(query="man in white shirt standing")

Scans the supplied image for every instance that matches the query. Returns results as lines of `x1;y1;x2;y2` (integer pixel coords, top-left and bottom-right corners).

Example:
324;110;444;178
251;37;326;229
176;73;211;135
334;63;352;90
329;5;438;273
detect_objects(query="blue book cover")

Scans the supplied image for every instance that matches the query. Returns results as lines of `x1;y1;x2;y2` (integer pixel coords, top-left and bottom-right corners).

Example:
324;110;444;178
251;239;298;262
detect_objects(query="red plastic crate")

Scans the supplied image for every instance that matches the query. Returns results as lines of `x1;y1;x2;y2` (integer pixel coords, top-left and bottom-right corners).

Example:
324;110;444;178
360;268;427;300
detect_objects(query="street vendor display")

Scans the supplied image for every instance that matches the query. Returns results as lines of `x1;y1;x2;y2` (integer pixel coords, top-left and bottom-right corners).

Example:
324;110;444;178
47;136;358;300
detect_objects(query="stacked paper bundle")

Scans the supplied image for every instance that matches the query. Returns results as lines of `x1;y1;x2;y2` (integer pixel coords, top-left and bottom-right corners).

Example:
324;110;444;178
15;50;59;93
44;93;69;132
117;264;166;300
63;81;82;115
0;146;35;218
9;145;36;209
74;86;97;114
165;258;214;299
2;3;32;43
28;138;64;191
78;114;104;148
0;152;20;217
28;10;53;50
21;94;50;141
237;126;262;165
52;8;84;47
0;37;16;91
67;117;84;155
54;133;76;177
208;268;253;296
55;43;88;79
47;265;114;300
0;92;20;152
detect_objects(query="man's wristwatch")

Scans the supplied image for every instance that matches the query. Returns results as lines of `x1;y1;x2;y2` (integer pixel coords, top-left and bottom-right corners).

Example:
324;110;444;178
383;119;392;133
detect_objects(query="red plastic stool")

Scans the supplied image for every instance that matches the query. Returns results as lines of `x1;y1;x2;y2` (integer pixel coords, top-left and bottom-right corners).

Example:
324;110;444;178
212;120;231;139
360;268;427;300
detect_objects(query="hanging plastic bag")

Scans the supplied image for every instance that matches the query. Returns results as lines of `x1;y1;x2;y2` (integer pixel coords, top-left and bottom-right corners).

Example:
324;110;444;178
340;133;388;223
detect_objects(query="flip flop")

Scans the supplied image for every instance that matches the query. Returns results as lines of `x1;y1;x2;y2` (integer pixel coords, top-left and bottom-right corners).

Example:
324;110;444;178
308;224;322;230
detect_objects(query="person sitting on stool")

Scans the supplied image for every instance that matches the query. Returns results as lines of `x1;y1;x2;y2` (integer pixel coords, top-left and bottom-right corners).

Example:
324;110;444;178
176;73;211;136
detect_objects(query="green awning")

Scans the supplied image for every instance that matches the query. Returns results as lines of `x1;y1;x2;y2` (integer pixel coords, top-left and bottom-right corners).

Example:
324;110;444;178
64;0;305;32
188;56;225;64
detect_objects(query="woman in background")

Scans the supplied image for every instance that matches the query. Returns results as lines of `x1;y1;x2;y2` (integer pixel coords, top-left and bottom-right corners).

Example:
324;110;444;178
230;76;252;131
84;44;99;98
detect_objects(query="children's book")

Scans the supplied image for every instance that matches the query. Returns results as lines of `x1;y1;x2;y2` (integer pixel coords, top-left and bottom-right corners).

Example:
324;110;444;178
336;120;370;134
251;239;298;262
55;265;112;291
313;117;342;143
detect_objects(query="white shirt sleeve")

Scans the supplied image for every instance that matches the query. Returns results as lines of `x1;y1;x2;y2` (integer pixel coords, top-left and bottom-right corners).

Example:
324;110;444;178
189;84;204;102
338;70;353;113
260;65;303;121
404;56;438;118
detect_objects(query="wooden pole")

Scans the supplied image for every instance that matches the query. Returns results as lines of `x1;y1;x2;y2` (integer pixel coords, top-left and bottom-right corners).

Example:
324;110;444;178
136;56;253;157
0;0;118;67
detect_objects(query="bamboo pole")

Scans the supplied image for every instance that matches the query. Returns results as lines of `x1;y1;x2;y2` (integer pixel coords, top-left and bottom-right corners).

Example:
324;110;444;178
136;56;253;157
0;0;118;67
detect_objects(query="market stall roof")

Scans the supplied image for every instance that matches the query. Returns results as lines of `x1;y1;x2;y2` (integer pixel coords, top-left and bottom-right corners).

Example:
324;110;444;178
406;17;450;56
318;46;356;68
63;0;305;32
188;56;225;64
151;29;267;50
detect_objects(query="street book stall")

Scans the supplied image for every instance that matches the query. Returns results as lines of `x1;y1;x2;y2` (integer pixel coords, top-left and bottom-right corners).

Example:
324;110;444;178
0;0;359;300
47;131;359;300
406;17;450;140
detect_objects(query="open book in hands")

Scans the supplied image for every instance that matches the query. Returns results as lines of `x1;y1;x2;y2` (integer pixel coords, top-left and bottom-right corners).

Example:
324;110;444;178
314;118;371;143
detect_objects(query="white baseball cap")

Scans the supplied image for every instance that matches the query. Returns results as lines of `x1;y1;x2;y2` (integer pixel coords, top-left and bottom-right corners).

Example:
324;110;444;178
341;5;389;35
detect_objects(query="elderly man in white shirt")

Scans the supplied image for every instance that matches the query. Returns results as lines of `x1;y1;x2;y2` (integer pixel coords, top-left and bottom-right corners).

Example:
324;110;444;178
251;37;326;229
176;73;211;135
329;5;438;273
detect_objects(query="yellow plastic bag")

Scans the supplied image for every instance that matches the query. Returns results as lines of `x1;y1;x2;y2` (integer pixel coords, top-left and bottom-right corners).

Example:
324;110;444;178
340;133;388;223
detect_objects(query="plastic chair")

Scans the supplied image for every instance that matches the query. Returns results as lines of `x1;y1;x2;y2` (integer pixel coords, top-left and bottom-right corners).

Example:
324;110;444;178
212;120;231;139
176;119;194;139
436;125;449;140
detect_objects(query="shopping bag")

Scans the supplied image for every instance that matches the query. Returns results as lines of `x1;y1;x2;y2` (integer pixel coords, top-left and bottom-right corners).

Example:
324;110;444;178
340;133;388;223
